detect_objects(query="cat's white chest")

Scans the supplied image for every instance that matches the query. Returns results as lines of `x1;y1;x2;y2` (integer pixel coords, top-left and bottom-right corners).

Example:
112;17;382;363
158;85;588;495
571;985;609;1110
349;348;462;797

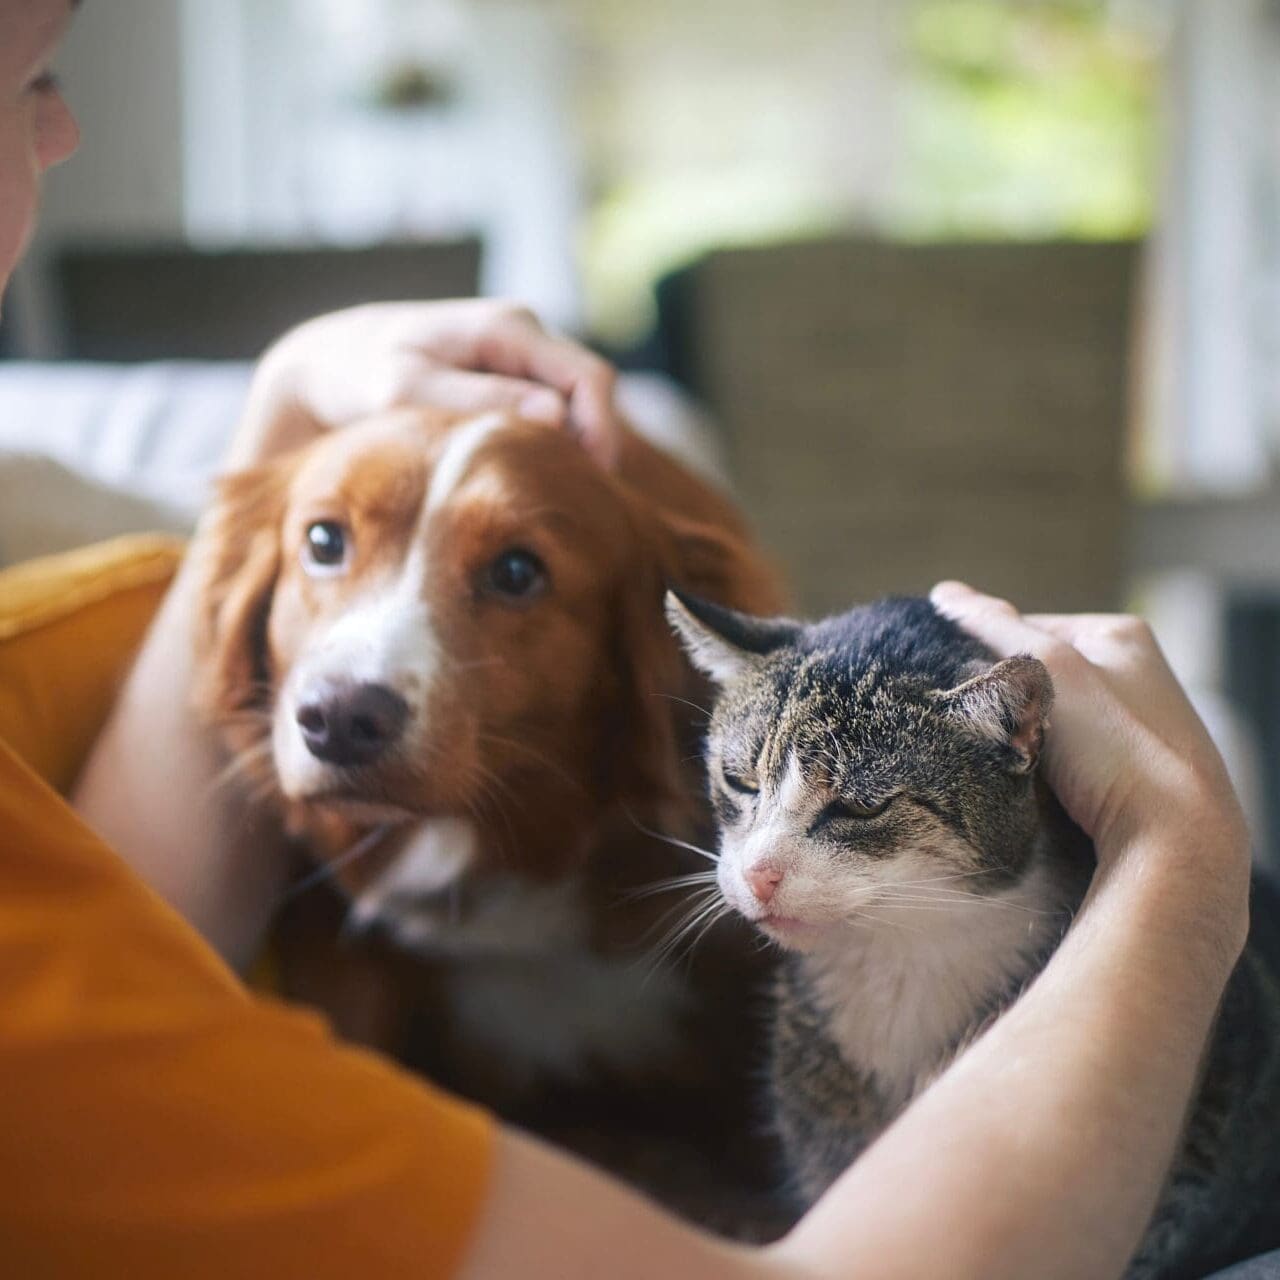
807;857;1064;1107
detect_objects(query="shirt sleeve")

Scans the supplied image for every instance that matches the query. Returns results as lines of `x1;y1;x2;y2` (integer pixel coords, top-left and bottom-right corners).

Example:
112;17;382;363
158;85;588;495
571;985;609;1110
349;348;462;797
0;741;494;1279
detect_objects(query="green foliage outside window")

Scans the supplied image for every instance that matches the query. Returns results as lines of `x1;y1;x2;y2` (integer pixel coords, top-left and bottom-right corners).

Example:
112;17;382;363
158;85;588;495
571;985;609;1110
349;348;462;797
889;0;1158;240
577;0;1160;342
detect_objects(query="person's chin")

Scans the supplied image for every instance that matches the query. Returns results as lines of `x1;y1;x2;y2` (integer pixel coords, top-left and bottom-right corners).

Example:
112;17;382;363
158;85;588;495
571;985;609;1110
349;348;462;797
0;197;40;310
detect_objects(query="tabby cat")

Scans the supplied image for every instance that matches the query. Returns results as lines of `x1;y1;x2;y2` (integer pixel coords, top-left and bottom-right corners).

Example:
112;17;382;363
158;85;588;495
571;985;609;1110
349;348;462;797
668;590;1280;1279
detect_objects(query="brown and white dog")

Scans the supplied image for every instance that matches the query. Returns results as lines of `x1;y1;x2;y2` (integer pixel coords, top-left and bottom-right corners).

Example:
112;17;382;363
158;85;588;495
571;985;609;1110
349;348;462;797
193;406;786;1214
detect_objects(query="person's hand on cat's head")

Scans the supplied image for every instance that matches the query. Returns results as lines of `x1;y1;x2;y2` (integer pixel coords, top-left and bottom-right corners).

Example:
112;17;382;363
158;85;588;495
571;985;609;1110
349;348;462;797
931;582;1249;923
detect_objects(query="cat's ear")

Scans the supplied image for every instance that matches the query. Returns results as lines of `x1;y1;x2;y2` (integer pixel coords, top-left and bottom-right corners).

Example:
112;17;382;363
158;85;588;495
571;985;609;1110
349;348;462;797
665;589;802;685
938;655;1053;773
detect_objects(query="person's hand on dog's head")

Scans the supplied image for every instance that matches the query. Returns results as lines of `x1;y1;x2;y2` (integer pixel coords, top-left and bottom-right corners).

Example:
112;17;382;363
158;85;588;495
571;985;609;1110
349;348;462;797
230;299;622;471
932;579;1250;950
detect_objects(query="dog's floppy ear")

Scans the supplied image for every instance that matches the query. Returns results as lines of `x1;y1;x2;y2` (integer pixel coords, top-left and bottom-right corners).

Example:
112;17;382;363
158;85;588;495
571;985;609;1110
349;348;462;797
192;457;292;723
608;503;788;821
659;509;788;619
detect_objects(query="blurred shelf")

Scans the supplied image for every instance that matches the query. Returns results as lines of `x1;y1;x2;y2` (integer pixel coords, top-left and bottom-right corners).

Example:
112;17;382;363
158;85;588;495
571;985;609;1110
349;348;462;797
1132;491;1280;591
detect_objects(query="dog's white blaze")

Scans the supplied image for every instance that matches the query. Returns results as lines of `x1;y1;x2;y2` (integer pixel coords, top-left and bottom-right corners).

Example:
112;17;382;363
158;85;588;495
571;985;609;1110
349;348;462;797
278;412;509;796
350;817;478;929
311;550;436;689
275;544;440;796
425;411;508;513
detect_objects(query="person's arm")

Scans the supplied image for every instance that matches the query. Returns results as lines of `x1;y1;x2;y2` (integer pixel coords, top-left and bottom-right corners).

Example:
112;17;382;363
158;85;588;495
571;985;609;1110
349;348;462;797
71;300;619;969
61;568;1249;1278
37;581;1246;1280
452;583;1251;1280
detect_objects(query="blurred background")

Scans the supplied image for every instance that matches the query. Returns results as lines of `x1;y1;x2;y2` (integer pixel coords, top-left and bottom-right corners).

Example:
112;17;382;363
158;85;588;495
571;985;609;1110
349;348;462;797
1;0;1279;860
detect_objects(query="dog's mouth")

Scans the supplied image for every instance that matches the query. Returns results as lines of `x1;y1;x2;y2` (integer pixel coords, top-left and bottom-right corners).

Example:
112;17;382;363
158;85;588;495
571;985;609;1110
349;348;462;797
300;790;421;827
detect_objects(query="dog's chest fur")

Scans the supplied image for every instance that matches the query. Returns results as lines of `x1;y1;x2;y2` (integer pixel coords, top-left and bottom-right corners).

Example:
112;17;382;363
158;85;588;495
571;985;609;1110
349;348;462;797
411;871;692;1094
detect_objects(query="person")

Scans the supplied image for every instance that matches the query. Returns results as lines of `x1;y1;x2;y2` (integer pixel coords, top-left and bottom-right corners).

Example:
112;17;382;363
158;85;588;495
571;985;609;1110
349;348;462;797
0;2;1262;1276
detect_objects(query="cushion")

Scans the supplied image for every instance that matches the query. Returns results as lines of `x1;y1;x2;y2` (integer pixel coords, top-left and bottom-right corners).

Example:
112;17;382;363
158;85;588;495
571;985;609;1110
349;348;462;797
0;534;185;791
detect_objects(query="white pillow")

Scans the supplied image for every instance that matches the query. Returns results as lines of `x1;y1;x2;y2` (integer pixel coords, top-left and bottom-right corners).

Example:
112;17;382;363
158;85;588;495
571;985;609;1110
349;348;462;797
0;361;727;566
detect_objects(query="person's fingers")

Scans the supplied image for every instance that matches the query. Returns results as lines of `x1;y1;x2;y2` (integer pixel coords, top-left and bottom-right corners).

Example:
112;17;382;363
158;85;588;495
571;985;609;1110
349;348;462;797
262;300;623;466
470;319;621;467
929;581;1062;662
1023;613;1158;663
403;368;568;426
1027;613;1228;776
930;581;1109;795
362;301;621;464
1021;613;1163;687
1025;612;1172;691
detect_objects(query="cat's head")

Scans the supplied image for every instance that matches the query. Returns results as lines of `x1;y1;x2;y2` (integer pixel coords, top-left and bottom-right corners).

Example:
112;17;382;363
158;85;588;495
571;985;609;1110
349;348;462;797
666;591;1053;951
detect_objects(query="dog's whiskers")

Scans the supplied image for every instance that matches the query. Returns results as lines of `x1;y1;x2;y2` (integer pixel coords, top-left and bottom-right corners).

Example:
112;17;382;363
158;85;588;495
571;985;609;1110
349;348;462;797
476;731;587;798
209;738;275;797
277;824;393;906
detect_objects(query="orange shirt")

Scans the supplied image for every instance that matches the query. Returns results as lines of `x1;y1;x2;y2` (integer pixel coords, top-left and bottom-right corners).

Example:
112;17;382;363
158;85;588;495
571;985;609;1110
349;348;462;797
0;537;493;1278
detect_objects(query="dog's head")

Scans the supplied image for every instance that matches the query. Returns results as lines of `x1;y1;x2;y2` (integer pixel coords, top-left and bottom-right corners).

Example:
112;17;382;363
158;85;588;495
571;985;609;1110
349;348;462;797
194;407;780;941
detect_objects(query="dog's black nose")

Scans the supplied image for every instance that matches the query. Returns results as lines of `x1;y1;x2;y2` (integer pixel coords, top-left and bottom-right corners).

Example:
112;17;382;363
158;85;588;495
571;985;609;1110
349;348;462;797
295;681;409;767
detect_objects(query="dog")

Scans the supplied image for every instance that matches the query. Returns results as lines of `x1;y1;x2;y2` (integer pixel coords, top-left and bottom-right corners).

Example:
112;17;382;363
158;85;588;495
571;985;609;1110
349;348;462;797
193;406;788;1225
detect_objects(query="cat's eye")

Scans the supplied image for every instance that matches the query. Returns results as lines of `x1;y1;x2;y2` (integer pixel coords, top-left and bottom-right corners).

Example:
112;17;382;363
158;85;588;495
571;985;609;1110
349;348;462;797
304;521;350;575
721;769;759;797
823;796;892;823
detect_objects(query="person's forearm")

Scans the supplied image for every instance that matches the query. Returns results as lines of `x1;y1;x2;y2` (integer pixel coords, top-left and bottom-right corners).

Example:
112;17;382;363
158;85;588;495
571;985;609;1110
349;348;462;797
71;554;291;969
775;833;1244;1280
453;831;1242;1280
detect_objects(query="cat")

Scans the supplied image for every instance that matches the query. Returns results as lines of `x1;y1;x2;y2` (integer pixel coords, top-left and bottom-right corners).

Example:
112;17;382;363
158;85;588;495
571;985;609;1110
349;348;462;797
666;589;1280;1280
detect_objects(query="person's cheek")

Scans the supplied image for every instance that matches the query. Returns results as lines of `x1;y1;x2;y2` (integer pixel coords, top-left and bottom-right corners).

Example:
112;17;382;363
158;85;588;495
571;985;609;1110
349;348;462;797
0;114;40;302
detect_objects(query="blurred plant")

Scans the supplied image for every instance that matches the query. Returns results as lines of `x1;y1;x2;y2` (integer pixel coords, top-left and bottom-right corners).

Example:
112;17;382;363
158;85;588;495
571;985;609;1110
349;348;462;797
364;61;458;112
583;171;842;343
889;0;1160;239
575;0;1161;342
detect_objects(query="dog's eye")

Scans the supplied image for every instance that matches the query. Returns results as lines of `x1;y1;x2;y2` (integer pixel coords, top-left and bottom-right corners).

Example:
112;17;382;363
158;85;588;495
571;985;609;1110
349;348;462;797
304;521;349;573
722;769;759;797
484;548;547;601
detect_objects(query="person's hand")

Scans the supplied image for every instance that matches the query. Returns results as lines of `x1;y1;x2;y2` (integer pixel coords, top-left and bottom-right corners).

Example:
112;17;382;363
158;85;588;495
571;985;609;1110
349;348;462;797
228;299;621;470
931;581;1250;897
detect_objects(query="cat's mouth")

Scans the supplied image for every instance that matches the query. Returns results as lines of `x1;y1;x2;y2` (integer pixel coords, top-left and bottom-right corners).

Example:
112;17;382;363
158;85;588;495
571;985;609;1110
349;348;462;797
756;913;825;945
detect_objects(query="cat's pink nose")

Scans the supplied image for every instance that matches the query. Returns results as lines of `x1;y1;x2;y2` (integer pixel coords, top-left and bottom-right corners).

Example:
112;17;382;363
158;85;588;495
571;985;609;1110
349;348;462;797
746;862;784;905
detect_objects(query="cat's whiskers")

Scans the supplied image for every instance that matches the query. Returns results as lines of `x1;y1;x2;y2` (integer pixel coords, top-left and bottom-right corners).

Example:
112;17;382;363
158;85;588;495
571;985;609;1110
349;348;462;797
887;868;1011;886
831;881;1058;929
849;903;927;935
623;870;721;903
621;810;720;866
654;692;713;721
637;886;728;978
891;887;1054;916
686;899;734;956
